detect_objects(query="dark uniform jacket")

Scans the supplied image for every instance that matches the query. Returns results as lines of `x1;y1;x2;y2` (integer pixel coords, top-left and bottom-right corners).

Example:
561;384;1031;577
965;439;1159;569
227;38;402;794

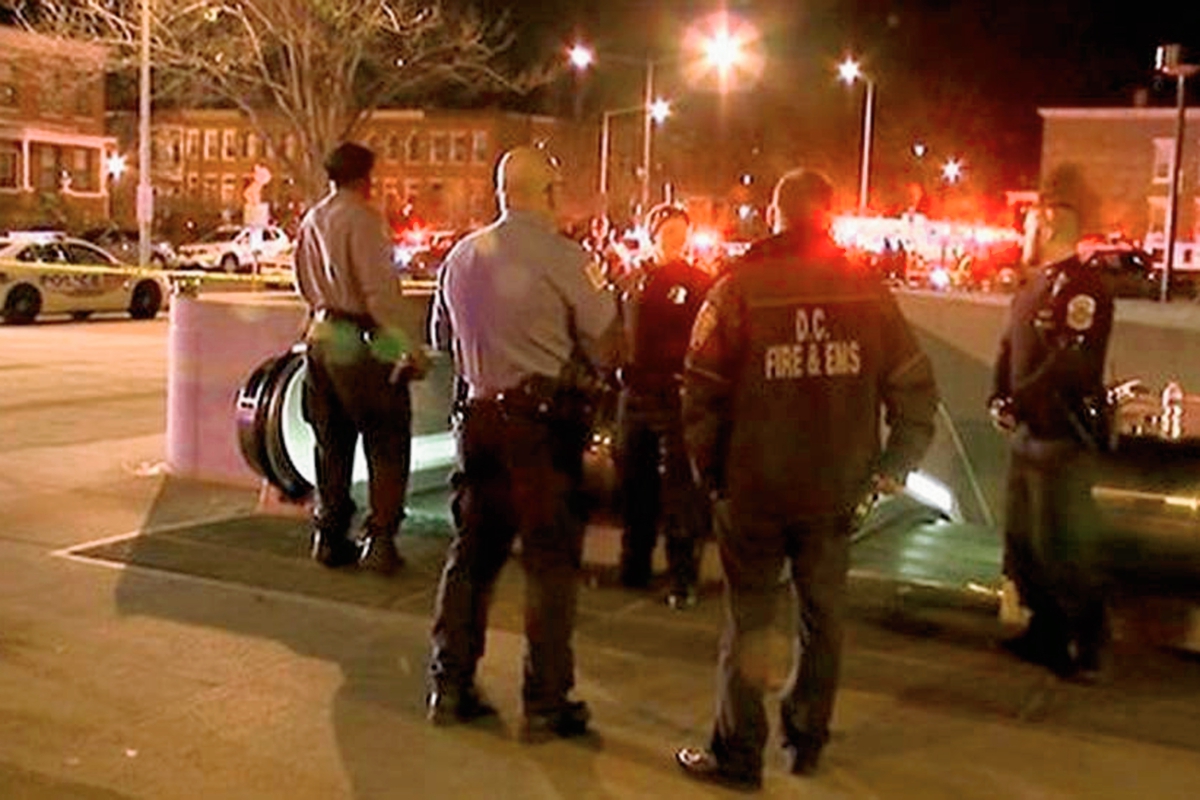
622;257;713;391
682;229;939;519
992;255;1114;448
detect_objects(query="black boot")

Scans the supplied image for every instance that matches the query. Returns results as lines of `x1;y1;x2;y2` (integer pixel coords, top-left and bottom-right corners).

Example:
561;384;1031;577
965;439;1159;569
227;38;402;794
311;530;361;568
360;534;404;574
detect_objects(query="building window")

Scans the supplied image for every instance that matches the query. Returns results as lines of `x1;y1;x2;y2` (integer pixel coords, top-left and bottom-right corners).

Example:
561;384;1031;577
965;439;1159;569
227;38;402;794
431;132;450;164
34;144;63;190
242;132;259;159
203;130;219;161
406;132;426;164
385;134;402;162
203;175;219;202
41;72;69;115
0;141;18;188
156;130;183;169
186;173;199;197
451;132;470;164
1153;138;1174;184
223;129;238;160
73;78;94;117
185;129;200;160
0;63;17;108
472;131;489;164
68;147;97;192
221;174;237;204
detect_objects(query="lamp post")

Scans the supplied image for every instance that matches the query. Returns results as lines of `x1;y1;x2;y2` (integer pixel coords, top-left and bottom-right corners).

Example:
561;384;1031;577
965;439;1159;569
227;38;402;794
599;100;671;199
640;56;656;213
137;0;152;268
1156;44;1199;303
838;57;875;215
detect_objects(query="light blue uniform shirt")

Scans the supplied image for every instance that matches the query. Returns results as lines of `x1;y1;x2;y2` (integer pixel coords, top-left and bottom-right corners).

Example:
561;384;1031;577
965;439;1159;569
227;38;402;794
431;209;617;398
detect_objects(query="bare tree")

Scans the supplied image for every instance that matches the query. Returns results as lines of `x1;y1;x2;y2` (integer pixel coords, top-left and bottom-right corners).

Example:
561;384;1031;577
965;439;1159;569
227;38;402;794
23;0;553;200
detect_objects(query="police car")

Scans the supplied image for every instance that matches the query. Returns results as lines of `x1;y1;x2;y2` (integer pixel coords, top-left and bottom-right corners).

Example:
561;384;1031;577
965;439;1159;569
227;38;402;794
174;224;292;273
0;232;166;324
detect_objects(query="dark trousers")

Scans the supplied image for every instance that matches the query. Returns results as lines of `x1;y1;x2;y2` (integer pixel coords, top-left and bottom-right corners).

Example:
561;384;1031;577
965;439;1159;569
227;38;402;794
617;388;706;588
1004;443;1107;658
710;507;851;777
302;329;412;542
429;401;587;714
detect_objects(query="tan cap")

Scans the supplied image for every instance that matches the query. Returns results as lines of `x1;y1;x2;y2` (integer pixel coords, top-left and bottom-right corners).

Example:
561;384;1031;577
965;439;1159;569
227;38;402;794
497;146;562;204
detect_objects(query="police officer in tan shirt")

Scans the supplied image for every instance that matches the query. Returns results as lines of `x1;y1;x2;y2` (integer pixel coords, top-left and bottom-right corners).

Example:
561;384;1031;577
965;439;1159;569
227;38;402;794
295;141;429;574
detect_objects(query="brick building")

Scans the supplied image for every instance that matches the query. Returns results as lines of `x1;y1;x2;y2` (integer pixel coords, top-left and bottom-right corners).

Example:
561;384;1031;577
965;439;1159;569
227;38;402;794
0;26;115;230
111;107;596;236
1039;106;1200;263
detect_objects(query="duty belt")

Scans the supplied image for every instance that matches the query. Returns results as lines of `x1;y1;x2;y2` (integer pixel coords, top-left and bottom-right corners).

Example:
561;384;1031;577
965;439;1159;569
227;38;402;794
313;308;377;330
458;376;561;423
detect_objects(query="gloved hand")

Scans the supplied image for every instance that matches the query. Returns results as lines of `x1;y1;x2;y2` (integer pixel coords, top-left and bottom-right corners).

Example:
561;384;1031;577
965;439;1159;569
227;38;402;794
871;473;904;495
989;396;1017;433
389;348;432;383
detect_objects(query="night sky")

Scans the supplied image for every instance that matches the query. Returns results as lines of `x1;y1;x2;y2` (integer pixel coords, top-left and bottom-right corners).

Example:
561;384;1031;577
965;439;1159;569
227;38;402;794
482;0;1200;198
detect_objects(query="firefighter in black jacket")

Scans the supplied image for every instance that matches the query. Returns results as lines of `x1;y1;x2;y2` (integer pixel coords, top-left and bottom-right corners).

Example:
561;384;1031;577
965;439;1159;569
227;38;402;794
675;170;938;788
990;202;1114;682
616;204;714;608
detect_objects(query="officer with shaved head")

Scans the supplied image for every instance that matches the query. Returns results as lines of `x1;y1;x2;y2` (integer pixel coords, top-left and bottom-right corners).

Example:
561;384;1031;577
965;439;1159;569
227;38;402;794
427;146;621;741
676;169;938;788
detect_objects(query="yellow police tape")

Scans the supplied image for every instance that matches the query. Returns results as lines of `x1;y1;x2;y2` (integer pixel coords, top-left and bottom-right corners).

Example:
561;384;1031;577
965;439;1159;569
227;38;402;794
0;258;436;295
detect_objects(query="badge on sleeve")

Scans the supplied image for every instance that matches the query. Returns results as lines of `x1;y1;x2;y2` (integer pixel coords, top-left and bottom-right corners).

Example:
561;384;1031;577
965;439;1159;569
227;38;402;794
690;300;718;349
1066;294;1096;331
583;258;607;291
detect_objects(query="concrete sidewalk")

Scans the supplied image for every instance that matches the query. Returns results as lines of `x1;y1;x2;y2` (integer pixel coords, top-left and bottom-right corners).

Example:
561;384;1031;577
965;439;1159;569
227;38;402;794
0;471;1195;799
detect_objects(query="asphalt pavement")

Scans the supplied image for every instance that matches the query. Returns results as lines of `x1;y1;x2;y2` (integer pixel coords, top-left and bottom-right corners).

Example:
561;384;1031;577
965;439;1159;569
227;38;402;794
2;312;1200;798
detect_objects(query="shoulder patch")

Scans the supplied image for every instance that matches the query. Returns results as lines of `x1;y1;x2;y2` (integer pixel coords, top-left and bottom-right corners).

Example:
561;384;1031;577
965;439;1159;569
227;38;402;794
690;300;719;350
583;257;607;292
1066;294;1096;331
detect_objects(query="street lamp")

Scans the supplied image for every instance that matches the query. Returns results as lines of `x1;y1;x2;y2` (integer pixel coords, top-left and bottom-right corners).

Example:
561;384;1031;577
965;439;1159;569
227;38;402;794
942;158;963;183
1155;44;1199;303
839;56;876;215
571;22;752;217
567;44;594;71
106;153;127;182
